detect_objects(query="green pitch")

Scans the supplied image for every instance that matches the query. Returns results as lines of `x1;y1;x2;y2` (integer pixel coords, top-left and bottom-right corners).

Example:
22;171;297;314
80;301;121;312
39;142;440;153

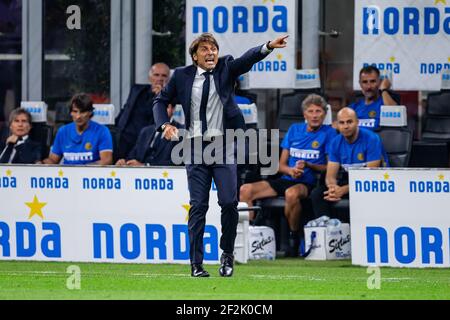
0;259;449;300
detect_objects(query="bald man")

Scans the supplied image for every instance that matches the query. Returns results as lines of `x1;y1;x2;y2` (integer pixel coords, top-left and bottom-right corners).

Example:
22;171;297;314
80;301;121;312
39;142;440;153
116;63;171;159
310;107;385;222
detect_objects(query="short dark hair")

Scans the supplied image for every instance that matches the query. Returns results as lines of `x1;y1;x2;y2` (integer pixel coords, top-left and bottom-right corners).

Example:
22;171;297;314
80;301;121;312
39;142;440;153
359;65;380;78
70;93;94;116
189;33;219;65
9;108;32;126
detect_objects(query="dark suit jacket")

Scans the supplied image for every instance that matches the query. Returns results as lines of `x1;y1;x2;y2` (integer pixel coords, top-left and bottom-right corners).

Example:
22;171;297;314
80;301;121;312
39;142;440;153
153;45;270;132
116;84;155;133
127;121;184;166
0;138;41;164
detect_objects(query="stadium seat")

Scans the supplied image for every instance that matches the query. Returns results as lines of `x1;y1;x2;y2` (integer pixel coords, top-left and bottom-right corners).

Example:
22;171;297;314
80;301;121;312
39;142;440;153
378;127;413;167
108;125;121;163
29;123;53;160
409;91;450;168
409;141;449;168
0;122;8;144
421;91;450;141
19;102;53;160
55;101;72;125
278;91;310;139
375;105;413;167
279;117;304;140
91;104;120;163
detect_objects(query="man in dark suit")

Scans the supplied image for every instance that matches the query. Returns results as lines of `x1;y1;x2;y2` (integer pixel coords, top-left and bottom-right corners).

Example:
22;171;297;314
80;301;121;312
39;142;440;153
116;63;170;159
153;33;288;277
0;108;41;164
115;104;183;167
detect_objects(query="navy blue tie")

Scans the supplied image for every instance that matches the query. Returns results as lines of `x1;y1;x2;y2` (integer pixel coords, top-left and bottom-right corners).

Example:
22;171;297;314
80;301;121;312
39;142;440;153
149;131;161;149
200;71;212;135
144;132;161;163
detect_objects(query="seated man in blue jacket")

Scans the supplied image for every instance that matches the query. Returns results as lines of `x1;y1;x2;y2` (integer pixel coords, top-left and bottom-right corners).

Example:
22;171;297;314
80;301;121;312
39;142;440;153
115;104;183;167
116;63;170;159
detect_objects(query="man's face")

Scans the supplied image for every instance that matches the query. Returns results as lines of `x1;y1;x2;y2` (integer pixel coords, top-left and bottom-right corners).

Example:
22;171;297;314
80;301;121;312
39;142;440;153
149;65;170;89
359;71;381;101
304;104;326;130
71;106;91;129
337;112;359;139
10;113;31;137
193;41;219;71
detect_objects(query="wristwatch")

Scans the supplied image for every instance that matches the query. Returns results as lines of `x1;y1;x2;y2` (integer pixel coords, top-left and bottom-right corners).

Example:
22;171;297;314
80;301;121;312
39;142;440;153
380;89;389;94
266;41;273;50
161;123;169;131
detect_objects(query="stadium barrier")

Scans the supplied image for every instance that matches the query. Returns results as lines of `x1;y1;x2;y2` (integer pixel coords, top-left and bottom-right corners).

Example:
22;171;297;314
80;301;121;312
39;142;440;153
0;165;240;264
350;168;450;268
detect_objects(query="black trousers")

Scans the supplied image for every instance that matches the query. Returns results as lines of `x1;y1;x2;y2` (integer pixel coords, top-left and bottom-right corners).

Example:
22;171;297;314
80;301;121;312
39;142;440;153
310;185;350;223
186;158;238;265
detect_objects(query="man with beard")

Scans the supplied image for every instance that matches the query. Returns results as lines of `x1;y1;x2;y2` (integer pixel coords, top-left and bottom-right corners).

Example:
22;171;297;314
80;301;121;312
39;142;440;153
350;65;399;131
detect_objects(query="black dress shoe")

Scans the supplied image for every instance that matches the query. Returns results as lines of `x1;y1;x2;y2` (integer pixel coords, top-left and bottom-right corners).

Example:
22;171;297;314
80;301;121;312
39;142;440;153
219;253;234;277
191;264;210;277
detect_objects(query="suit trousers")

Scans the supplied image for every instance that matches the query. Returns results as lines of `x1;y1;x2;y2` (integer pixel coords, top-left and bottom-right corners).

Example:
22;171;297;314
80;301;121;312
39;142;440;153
185;140;238;265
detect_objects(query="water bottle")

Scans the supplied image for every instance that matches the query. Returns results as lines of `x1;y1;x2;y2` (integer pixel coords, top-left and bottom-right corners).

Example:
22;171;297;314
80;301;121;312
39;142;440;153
327;218;341;227
317;215;329;227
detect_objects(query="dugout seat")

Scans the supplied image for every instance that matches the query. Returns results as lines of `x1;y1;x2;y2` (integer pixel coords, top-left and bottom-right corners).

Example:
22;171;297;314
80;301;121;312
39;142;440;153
92;104;120;163
421;91;450;142
29;123;53;160
55;101;72;125
376;105;413;168
20;102;53;160
378;127;413;167
410;91;450;168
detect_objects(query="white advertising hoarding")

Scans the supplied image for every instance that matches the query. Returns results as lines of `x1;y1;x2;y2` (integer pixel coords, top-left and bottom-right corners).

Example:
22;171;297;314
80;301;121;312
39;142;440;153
186;0;297;88
350;168;450;268
0;166;223;264
354;0;450;90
